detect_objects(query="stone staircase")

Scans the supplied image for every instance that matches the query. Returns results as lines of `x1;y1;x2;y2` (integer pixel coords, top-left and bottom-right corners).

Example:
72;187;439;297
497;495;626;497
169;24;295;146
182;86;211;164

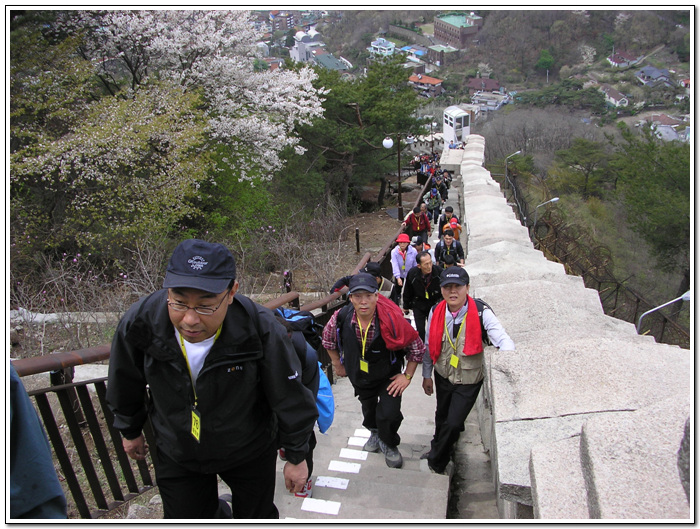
270;375;451;520
459;135;691;520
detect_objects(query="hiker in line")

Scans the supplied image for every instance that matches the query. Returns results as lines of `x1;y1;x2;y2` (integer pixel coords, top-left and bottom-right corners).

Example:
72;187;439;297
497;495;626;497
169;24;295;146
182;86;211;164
434;229;465;267
322;273;425;469
390;233;418;306
107;239;317;519
438;206;460;240
421;267;514;475
402;251;443;342
329;261;393;297
423;187;442;225
402;205;431;244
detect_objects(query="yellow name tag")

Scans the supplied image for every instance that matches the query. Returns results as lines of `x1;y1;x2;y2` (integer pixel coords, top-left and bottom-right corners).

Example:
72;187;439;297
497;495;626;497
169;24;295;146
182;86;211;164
360;360;369;373
425;291;429;299
191;408;201;442
450;354;459;368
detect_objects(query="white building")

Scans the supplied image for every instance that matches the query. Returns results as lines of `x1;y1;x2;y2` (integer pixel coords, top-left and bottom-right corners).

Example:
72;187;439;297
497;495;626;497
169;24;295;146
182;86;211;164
289;27;324;63
368;38;396;57
442;106;471;144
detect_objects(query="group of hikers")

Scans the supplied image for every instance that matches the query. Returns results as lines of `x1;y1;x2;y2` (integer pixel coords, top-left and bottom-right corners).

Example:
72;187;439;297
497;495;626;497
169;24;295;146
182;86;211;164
12;157;515;519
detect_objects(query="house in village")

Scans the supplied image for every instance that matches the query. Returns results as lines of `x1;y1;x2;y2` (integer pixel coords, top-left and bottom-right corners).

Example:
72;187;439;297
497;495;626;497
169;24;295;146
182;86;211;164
471;90;509;112
638;113;688;142
606;50;642;68
368;38;396;57
427;44;459;67
635;66;675;88
467;77;501;96
290;27;349;72
408;73;445;98
400;44;429;64
599;83;629;107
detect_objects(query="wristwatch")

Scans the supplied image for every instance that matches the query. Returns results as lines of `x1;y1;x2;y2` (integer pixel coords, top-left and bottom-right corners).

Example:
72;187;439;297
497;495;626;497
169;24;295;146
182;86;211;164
404;373;413;381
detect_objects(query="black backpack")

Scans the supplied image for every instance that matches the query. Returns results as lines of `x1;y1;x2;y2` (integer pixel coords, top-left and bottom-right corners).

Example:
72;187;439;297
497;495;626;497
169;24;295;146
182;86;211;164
473;298;492;345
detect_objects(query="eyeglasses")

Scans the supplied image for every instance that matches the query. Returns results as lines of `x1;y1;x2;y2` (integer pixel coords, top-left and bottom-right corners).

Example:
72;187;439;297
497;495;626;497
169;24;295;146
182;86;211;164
168;289;231;316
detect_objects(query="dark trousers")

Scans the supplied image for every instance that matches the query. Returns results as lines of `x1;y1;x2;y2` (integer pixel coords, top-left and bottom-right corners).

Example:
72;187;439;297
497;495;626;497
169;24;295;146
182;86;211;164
428;208;441;224
154;446;279;519
412;305;430;342
355;378;403;447
427;372;483;473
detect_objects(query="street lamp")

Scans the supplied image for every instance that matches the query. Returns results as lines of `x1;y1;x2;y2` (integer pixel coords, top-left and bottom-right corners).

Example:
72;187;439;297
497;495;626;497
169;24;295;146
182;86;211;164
532;197;559;243
427;119;438;154
383;133;415;220
504;150;521;190
637;291;691;334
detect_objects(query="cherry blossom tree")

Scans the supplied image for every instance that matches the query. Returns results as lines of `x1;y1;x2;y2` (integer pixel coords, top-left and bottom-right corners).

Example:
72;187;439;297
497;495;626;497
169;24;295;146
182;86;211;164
11;10;324;259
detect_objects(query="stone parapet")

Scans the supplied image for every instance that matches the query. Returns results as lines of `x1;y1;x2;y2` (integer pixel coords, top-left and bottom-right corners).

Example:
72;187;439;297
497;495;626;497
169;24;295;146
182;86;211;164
459;135;691;521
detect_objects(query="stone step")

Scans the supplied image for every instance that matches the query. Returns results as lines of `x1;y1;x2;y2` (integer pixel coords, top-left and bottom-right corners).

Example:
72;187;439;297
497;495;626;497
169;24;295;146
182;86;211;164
273;425;449;519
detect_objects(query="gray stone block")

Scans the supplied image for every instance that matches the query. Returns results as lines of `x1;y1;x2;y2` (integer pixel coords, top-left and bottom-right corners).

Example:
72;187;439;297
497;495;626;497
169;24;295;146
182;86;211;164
473;280;604;337
493;412;627;505
488;337;690;423
530;435;589;519
581;397;690;519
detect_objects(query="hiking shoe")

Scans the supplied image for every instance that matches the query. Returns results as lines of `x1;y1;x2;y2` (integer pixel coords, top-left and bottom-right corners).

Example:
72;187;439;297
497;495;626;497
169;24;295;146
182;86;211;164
294;477;313;498
379;440;403;469
363;429;380;453
278;448;286;461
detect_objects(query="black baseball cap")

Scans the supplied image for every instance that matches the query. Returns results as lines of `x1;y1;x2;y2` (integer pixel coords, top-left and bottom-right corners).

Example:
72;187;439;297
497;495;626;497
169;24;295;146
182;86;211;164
440;267;470;287
348;273;378;294
163;239;236;293
361;262;381;278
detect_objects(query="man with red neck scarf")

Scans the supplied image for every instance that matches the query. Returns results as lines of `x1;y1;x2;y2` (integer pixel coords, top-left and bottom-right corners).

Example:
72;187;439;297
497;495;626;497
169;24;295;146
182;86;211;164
421;267;514;475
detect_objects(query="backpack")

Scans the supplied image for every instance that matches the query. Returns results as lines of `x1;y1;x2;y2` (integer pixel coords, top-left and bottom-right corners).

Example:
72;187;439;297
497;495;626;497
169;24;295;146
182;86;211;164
473;298;492;346
275;307;334;433
275;307;323;351
240;297;335;433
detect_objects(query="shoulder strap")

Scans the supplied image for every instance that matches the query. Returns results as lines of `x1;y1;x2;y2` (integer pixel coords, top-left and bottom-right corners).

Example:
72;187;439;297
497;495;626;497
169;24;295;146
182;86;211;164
236;295;263;336
335;304;354;353
473;298;492;345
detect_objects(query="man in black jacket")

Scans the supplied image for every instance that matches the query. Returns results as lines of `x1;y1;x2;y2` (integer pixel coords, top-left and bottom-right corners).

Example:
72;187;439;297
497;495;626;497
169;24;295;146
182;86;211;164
106;239;317;519
402;251;443;341
434;229;465;267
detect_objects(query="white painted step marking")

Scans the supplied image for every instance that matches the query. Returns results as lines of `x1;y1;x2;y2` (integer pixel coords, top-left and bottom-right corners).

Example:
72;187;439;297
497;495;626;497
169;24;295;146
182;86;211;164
328;460;361;473
301;498;341;515
315;476;349;490
339;448;368;460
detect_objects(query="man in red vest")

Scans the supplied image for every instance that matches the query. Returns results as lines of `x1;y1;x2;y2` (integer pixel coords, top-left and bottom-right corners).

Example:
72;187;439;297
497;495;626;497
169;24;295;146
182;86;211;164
420;267;514;475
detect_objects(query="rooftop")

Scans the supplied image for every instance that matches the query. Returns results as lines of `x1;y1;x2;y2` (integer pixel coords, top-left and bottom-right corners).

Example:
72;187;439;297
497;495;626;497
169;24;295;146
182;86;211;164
438;13;481;28
409;73;443;85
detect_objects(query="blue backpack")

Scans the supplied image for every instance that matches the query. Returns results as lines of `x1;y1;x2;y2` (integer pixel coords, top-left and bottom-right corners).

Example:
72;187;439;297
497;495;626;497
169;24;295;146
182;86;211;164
275;308;334;434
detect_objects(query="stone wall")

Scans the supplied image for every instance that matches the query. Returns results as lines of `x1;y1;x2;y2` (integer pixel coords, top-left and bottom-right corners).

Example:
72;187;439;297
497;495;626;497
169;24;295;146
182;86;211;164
387;25;433;47
459;135;691;521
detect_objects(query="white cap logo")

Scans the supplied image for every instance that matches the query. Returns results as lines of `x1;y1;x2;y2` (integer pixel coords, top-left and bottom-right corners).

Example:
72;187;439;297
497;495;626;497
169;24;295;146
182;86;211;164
188;256;208;270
